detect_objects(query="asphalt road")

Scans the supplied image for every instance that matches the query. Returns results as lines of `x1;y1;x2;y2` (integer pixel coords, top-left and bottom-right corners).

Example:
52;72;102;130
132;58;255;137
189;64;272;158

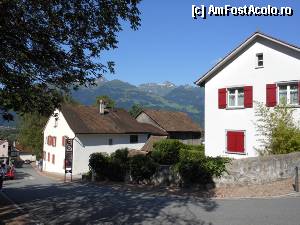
1;165;300;225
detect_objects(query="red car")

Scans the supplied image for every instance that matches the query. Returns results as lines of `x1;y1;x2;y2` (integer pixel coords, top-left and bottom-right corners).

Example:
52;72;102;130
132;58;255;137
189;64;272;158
5;166;15;180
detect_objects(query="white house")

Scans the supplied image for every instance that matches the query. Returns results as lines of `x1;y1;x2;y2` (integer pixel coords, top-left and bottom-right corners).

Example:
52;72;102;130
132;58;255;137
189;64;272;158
43;103;166;175
0;140;9;158
195;32;300;159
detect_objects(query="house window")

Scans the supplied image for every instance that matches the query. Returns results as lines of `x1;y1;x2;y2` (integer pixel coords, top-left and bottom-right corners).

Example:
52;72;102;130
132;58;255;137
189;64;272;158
48;152;50;162
108;138;113;145
278;83;299;105
43;151;46;160
52;154;55;164
226;130;245;154
256;53;263;67
3;145;5;148
227;88;244;107
130;135;138;144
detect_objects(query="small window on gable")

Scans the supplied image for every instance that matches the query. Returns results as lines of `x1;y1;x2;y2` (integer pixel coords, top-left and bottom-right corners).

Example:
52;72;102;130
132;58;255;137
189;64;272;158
3;145;5;148
256;53;263;68
108;138;113;145
130;135;138;144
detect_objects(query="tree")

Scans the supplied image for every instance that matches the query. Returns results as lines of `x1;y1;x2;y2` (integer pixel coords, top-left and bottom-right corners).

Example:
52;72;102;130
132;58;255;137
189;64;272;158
18;113;48;159
254;102;300;155
0;0;141;119
129;104;143;117
95;95;115;108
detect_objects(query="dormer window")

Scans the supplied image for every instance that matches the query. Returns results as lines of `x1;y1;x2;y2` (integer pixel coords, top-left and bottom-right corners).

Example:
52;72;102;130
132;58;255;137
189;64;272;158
256;53;263;68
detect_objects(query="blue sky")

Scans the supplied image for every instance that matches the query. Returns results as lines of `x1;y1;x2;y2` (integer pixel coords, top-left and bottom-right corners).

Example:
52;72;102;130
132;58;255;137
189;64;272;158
102;0;300;86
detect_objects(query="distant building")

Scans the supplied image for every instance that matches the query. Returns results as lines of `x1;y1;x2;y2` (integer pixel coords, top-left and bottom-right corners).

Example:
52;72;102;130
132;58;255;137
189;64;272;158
0;140;9;158
43;103;166;175
136;109;202;145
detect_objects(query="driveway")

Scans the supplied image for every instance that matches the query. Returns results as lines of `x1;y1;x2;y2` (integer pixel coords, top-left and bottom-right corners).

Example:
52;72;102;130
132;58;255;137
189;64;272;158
1;165;300;225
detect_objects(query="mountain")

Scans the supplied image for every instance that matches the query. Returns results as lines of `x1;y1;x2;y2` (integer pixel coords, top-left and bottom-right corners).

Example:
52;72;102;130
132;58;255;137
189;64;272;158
138;81;176;96
72;79;204;126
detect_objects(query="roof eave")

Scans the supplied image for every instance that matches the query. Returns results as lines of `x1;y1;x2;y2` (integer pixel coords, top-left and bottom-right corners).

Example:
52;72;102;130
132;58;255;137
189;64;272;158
194;32;300;87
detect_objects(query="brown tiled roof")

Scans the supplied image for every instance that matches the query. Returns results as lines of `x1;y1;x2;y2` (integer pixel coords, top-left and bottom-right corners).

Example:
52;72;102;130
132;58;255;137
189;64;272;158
60;104;167;135
141;135;168;152
140;109;202;132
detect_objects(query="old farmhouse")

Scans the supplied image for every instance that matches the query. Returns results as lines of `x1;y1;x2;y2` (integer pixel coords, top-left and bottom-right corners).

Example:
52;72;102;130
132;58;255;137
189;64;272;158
136;109;202;145
43;103;166;175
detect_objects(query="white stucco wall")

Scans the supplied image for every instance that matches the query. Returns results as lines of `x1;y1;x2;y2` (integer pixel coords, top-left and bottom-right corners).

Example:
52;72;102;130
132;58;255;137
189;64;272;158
0;141;9;158
43;109;75;173
72;134;148;175
43;109;149;175
204;39;300;159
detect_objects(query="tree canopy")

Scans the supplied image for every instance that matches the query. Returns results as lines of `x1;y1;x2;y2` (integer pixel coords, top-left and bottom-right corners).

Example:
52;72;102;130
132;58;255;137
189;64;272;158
0;0;141;119
95;95;115;108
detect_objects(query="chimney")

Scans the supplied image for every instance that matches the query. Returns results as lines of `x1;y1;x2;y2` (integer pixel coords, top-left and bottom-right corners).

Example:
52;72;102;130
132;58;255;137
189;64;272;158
99;99;106;115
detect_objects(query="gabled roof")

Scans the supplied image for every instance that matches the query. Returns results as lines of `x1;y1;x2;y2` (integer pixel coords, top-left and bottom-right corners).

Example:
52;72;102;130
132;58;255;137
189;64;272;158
195;32;300;86
60;104;167;135
137;109;202;133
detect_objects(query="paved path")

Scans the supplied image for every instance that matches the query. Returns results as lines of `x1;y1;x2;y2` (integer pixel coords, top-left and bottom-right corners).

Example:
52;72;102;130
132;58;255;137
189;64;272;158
1;165;300;225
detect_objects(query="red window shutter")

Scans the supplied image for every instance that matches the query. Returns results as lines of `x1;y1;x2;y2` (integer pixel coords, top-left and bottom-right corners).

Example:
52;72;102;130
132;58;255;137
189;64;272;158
298;81;300;105
266;84;277;107
52;137;56;147
218;88;227;109
244;86;253;108
227;131;236;151
227;131;245;153
235;132;245;153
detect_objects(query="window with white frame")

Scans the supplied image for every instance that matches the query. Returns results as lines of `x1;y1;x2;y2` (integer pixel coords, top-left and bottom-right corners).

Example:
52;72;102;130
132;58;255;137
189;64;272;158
278;83;299;105
227;88;244;107
256;53;263;67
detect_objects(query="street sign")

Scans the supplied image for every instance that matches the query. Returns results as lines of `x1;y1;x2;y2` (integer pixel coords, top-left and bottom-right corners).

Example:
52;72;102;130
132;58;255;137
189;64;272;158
64;138;73;181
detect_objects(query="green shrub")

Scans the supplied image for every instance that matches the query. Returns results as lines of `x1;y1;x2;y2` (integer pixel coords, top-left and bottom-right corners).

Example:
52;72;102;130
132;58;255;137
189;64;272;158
89;149;129;182
205;157;231;178
89;152;109;180
179;148;205;162
151;139;184;165
174;153;230;185
129;155;159;183
176;159;212;185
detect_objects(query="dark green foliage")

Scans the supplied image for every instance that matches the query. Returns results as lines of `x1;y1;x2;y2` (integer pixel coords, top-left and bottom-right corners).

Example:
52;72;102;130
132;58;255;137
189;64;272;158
151;139;184;165
129;104;143;118
0;128;19;142
129;155;159;183
176;159;212;185
89;153;109;181
95;96;115;108
0;0;141;119
89;149;129;182
18;113;48;159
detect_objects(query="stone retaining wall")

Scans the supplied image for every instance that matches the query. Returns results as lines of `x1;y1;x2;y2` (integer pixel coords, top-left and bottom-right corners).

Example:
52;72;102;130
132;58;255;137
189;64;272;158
214;152;300;187
150;152;300;187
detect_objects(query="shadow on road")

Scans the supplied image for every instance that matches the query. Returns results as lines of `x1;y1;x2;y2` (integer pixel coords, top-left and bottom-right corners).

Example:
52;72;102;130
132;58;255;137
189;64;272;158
4;181;218;225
